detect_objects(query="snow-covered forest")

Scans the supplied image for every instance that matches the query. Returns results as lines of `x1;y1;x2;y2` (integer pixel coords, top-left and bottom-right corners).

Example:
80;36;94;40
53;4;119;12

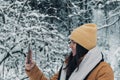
0;0;120;80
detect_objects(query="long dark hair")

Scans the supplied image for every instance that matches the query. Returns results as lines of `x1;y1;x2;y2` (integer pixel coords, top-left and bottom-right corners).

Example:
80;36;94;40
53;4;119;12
64;43;89;80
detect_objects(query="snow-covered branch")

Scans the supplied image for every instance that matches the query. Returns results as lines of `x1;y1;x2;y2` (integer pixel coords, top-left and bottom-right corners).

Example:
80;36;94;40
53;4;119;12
98;16;120;30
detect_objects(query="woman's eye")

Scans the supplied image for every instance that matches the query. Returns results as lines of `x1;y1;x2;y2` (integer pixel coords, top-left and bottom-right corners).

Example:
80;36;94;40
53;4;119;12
68;40;71;44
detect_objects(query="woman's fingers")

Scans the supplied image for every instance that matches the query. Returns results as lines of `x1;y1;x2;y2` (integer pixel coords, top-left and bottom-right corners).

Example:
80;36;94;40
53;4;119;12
25;60;35;70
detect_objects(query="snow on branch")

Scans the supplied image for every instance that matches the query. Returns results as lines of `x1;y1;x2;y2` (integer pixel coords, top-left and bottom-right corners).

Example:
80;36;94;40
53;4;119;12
0;8;5;24
98;16;120;30
17;0;29;24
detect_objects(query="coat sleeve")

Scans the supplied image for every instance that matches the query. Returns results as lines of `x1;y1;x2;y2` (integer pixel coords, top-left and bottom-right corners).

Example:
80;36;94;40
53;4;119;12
25;64;59;80
96;62;114;80
50;72;59;80
25;64;48;80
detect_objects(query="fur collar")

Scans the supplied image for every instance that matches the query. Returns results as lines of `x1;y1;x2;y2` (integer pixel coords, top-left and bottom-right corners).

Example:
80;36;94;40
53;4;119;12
60;47;102;80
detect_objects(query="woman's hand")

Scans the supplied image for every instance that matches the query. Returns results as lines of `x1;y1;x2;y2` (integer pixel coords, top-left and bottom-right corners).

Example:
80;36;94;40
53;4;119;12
25;49;35;71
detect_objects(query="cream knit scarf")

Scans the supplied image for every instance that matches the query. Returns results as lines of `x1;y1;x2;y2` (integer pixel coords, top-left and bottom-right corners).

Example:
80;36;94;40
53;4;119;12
60;47;102;80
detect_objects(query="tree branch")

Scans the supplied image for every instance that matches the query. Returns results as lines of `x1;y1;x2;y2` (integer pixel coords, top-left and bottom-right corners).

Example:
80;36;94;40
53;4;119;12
0;52;11;65
0;8;5;24
98;16;120;30
17;0;29;24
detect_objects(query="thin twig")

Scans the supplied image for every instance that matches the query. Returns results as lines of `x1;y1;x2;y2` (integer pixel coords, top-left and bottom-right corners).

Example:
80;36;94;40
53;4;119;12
98;16;120;30
17;0;29;24
0;8;5;24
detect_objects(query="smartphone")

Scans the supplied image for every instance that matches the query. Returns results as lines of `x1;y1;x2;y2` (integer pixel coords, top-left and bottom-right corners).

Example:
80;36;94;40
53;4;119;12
27;43;31;64
27;30;31;64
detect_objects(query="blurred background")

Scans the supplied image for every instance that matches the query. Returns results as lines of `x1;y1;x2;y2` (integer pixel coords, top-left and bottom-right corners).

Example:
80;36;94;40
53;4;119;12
0;0;120;80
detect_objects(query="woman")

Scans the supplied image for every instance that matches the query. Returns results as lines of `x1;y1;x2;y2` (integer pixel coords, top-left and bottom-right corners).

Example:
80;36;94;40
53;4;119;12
25;23;114;80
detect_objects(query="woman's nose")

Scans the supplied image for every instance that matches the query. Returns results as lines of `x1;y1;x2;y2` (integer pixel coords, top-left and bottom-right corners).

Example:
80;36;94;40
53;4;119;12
69;43;73;48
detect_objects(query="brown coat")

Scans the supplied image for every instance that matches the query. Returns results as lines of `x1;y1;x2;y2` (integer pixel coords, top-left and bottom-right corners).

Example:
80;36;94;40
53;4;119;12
26;61;114;80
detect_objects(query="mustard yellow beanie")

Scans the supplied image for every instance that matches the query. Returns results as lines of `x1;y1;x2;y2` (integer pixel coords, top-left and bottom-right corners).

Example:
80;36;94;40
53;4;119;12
70;23;97;50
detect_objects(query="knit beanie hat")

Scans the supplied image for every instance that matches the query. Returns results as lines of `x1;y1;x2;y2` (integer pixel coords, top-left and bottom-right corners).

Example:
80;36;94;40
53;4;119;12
69;23;97;50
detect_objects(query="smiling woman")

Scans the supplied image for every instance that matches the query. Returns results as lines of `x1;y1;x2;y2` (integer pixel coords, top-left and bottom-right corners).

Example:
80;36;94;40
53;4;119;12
69;40;77;56
25;23;114;80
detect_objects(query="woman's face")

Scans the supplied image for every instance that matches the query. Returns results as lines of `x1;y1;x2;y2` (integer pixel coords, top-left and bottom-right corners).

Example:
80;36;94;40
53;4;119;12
69;40;76;56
